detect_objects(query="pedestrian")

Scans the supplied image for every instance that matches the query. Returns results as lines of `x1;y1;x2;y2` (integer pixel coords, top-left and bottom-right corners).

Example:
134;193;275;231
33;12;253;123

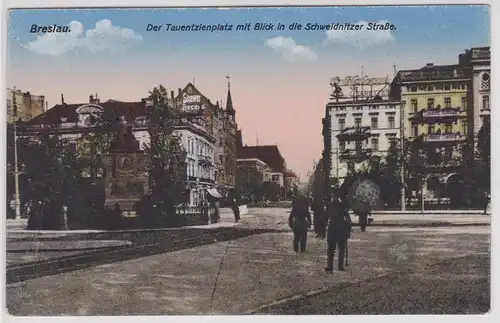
311;197;323;236
27;200;43;230
357;211;369;232
230;198;240;223
482;192;490;215
325;197;352;272
288;196;312;253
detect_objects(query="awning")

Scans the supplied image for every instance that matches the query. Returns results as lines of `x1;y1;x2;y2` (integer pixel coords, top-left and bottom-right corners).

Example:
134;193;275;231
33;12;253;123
207;188;222;199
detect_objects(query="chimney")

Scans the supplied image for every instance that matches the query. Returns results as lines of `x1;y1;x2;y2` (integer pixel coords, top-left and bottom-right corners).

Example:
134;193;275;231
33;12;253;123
95;93;100;104
61;94;65;104
45;101;48;111
89;94;94;103
171;90;174;99
178;88;182;97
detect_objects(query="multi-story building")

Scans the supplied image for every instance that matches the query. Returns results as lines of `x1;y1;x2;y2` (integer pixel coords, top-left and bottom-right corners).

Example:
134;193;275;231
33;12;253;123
325;74;401;181
284;170;299;193
172;81;238;199
391;63;470;200
236;158;272;196
458;47;491;139
6;88;46;123
22;95;216;206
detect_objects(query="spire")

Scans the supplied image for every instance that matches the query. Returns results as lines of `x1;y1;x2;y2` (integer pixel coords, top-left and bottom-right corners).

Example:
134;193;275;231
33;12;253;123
225;74;235;115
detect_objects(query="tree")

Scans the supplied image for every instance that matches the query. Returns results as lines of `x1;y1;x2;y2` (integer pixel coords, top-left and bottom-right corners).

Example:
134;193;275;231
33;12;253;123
16;133;82;229
143;85;187;219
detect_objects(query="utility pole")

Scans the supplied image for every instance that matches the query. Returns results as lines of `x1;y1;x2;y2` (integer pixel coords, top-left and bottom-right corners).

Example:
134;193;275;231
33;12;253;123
12;87;22;219
400;95;406;211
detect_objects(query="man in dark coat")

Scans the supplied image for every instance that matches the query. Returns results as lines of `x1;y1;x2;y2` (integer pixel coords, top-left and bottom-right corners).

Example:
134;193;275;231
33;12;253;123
311;197;324;237
289;197;312;252
230;198;240;223
325;198;352;272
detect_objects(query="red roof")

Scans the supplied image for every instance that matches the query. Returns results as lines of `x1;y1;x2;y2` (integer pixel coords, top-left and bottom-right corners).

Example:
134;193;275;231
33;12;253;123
237;145;285;173
27;101;150;125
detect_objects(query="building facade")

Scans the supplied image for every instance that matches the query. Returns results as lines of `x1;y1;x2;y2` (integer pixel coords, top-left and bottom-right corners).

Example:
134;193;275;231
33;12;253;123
391;63;471;201
326;74;401;181
6;88;46;123
458;47;491;138
22;96;217;206
236;158;272;196
172;82;238;199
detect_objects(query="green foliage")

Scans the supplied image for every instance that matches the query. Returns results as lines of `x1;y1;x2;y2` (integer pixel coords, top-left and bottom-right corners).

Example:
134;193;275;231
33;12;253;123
143;85;187;216
235;166;264;200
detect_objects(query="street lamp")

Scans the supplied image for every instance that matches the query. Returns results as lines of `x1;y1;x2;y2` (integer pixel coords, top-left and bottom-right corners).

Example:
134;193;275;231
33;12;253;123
13;120;22;220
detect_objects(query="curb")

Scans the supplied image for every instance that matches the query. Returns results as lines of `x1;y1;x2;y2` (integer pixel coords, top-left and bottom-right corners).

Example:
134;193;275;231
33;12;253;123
7;245;130;253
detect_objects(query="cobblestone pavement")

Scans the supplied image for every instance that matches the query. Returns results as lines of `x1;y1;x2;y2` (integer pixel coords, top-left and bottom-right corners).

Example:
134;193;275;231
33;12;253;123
6;224;489;315
256;253;490;315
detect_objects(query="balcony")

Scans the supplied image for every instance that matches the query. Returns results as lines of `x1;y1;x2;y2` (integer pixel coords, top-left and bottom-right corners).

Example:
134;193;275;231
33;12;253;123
423;133;466;143
336;126;370;141
339;148;373;161
198;155;213;167
410;107;465;124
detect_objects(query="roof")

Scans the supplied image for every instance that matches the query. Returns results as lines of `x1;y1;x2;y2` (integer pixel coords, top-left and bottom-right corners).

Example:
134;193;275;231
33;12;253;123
284;170;297;178
396;64;469;83
27;101;150;125
236;145;286;173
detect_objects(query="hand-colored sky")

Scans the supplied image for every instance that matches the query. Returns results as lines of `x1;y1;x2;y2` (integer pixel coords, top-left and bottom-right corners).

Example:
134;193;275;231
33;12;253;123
7;6;490;180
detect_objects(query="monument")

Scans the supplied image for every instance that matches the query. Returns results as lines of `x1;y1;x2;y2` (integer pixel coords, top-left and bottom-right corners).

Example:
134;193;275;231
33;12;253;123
104;123;148;217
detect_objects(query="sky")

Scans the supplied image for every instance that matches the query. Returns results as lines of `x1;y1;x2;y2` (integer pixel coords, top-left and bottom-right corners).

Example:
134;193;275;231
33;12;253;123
7;5;490;180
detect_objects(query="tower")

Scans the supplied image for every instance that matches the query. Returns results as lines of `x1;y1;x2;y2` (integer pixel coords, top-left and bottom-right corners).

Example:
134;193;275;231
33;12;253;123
225;75;235;121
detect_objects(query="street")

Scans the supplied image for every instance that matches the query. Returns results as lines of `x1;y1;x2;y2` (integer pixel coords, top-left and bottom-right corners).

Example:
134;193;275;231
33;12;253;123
5;208;490;315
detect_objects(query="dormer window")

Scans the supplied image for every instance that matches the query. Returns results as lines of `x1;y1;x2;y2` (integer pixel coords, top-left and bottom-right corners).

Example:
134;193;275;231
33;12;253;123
61;117;67;123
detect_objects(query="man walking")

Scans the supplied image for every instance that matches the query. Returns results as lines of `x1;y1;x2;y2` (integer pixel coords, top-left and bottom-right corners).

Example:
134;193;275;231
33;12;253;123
230;198;240;223
325;198;352;272
288;196;312;253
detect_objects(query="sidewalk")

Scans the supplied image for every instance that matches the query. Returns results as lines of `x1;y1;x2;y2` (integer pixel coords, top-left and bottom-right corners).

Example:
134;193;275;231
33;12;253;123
7;240;132;252
6;226;490;315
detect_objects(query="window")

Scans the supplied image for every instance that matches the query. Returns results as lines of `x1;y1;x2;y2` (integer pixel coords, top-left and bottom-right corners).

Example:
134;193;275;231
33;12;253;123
444;84;451;91
427;98;435;109
435;84;443;91
371;117;378;129
461;97;467;111
482;95;490;111
481;73;490;91
339;141;346;152
462;120;468;135
412;125;419;137
187;138;192;154
338;119;345;131
191;140;194;154
418;85;426;91
410;86;417;92
410;99;418;113
428;124;435;134
445;124;452;134
444;97;451;109
354;117;362;128
371;138;379;151
427;85;434;91
388;115;395;128
452;83;460;90
355;141;362;151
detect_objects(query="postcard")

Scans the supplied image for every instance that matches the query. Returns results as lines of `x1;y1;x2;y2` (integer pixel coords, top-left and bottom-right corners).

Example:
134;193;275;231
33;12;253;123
5;4;490;316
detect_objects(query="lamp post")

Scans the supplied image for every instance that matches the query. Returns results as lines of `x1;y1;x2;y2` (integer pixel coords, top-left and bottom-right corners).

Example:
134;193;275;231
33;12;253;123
13;120;22;220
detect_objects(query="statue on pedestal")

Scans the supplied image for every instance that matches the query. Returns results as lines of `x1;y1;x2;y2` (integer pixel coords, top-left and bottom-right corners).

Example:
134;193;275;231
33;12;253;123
104;123;148;218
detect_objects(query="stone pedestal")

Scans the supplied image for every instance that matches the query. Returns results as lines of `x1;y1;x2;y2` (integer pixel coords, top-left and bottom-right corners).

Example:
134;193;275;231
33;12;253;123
104;153;148;217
